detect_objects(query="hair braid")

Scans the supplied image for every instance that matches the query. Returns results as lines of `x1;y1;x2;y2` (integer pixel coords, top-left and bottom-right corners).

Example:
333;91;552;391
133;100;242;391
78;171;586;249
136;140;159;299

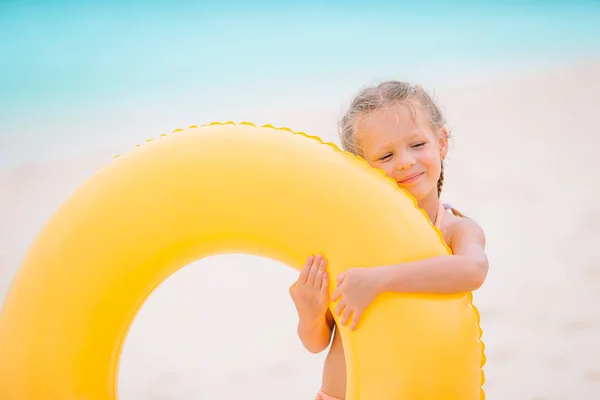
437;161;445;196
438;161;466;218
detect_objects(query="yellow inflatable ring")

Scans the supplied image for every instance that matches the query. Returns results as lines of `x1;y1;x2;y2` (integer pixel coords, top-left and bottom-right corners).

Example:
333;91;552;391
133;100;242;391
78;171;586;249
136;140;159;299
0;122;485;399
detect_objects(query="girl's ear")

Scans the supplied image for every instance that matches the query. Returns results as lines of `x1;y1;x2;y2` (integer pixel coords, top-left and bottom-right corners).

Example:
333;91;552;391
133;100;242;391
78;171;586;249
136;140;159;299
439;127;449;160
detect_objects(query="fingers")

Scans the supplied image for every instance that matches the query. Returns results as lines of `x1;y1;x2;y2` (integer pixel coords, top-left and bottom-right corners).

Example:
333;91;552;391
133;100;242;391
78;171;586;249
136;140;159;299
330;286;341;302
298;255;314;284
340;306;353;327
307;254;321;286
336;271;345;286
313;256;327;288
302;254;327;287
334;298;346;317
350;310;362;331
338;305;361;330
320;269;329;294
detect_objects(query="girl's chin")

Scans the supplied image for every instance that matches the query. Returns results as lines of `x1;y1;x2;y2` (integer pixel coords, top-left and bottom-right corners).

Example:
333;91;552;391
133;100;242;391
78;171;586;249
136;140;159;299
398;184;436;202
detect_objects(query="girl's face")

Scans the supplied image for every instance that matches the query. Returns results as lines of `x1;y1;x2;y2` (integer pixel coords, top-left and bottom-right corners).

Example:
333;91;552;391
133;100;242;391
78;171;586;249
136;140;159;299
356;102;448;202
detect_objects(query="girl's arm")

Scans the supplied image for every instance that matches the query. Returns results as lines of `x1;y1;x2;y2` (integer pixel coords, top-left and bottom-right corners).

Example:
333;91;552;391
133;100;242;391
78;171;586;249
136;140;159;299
331;219;489;330
297;309;335;354
377;218;489;294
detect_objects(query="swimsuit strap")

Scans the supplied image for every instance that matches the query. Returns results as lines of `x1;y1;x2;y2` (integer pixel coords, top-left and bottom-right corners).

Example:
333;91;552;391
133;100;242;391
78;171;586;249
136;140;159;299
434;201;451;228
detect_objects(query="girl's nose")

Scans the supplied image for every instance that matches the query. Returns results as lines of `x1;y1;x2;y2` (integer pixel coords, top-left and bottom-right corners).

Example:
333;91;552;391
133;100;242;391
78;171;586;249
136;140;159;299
395;153;416;170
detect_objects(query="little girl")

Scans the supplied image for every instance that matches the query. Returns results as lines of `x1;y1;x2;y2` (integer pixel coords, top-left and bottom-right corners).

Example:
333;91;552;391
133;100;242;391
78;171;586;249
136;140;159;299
288;80;489;400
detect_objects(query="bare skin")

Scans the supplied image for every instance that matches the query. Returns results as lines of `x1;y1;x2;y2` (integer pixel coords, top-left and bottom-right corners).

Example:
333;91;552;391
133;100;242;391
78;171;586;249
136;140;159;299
291;209;475;399
289;254;347;397
289;102;489;399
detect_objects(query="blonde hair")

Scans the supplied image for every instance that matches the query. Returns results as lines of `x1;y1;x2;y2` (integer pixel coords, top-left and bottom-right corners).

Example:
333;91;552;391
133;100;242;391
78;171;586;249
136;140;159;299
338;80;466;218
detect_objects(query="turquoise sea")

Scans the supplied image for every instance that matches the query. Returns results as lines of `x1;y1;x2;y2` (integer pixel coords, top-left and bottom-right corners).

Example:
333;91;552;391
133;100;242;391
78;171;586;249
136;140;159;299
1;1;599;165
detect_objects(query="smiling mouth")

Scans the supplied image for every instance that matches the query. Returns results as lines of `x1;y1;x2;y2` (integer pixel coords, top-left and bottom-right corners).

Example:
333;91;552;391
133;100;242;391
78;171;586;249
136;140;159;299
397;173;424;184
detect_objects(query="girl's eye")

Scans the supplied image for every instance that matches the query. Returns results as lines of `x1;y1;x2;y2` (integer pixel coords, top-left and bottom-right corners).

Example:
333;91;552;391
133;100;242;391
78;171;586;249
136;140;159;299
412;142;426;148
379;154;392;161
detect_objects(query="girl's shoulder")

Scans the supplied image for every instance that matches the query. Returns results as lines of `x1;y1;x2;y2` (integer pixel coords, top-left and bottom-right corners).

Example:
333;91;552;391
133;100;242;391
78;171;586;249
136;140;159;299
441;211;486;253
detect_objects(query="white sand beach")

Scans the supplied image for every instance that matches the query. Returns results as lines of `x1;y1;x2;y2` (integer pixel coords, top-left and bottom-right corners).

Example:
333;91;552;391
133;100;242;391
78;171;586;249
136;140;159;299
1;59;599;399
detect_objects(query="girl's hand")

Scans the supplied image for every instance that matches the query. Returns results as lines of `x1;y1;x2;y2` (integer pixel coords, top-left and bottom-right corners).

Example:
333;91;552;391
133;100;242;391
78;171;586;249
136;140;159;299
331;267;384;331
289;254;330;323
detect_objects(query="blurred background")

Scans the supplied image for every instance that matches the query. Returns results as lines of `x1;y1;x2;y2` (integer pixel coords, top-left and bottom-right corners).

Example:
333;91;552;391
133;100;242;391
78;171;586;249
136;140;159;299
1;1;599;399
